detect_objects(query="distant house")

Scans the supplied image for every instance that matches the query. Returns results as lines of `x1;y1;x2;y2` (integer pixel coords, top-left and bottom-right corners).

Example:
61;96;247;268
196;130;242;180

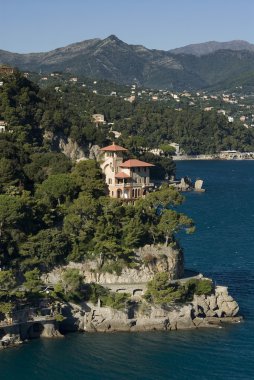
217;109;226;115
92;114;105;124
0;120;7;133
169;142;180;155
110;130;122;139
100;143;155;200
0;65;14;76
125;95;135;103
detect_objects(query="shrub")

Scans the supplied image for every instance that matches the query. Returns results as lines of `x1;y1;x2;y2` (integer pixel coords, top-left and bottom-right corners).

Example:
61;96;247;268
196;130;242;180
100;260;124;276
85;283;109;304
54;313;66;322
103;292;130;310
85;283;130;310
184;278;213;298
145;272;187;304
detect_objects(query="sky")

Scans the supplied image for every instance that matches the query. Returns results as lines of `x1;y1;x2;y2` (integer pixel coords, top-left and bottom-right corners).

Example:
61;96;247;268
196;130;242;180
1;0;254;53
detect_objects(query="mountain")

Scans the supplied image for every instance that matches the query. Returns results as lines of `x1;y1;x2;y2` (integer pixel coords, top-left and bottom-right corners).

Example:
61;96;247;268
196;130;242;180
1;35;254;91
170;40;254;56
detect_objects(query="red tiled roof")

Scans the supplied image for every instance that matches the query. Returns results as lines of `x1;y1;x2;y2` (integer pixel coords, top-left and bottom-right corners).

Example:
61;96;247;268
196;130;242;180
120;159;155;168
115;172;131;179
100;143;128;152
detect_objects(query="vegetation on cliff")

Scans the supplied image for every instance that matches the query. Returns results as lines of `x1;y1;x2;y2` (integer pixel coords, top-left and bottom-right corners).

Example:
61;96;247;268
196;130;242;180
144;273;213;304
0;70;242;319
0;72;197;315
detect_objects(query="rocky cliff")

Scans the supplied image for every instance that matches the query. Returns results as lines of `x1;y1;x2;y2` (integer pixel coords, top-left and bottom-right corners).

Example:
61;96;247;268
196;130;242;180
43;244;184;285
62;285;240;333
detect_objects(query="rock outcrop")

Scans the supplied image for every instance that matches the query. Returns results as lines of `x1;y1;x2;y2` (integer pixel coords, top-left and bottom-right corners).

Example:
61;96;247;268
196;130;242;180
43;131;87;161
60;285;241;333
43;244;184;286
192;286;239;318
0;319;62;349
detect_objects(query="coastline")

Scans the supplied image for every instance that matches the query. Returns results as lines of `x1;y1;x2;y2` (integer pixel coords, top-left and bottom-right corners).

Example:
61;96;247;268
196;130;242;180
173;153;254;160
0;272;242;349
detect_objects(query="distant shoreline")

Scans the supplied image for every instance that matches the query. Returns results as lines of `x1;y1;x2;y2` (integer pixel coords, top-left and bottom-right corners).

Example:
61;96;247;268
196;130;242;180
173;154;254;161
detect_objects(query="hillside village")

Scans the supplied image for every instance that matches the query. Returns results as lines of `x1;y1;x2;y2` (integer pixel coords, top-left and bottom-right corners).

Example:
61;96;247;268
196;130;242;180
21;70;254;132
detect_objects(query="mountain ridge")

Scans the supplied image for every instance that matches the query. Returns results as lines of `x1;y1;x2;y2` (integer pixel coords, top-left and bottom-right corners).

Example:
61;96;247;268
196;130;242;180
1;35;254;91
169;40;254;56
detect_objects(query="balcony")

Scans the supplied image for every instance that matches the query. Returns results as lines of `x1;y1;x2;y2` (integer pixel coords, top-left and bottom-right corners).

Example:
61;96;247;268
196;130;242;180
114;182;154;188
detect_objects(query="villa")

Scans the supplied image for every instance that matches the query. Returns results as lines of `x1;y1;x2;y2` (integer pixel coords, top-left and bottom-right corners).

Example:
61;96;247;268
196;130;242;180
100;143;155;200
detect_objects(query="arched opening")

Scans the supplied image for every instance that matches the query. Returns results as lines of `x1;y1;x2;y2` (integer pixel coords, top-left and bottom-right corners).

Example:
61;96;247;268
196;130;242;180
133;289;143;296
27;322;44;339
117;189;122;198
132;189;135;198
135;189;138;198
116;288;127;293
123;189;129;199
0;328;6;340
138;189;141;197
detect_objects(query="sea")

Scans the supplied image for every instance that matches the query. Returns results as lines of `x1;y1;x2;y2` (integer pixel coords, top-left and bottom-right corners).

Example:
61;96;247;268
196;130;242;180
1;160;254;380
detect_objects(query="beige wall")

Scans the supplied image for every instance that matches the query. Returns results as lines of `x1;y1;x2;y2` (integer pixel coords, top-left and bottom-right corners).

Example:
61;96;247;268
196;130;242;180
100;152;152;199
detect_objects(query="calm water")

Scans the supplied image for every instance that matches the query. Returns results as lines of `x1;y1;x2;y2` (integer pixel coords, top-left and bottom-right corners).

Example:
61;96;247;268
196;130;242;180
1;161;254;380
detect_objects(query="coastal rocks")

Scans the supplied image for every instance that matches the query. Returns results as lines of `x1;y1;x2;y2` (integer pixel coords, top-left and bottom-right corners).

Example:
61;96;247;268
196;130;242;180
192;286;239;319
0;319;62;349
59;283;241;334
39;322;63;338
215;286;239;317
65;302;196;333
0;333;22;349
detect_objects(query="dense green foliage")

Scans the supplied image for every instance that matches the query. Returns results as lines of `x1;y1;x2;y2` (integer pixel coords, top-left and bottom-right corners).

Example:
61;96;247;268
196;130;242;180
145;273;213;304
0;70;223;313
34;76;254;154
84;283;130;310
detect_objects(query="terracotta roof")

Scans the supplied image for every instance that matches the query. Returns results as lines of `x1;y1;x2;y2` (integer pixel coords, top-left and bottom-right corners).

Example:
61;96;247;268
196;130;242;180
100;143;128;152
120;159;155;168
115;172;131;179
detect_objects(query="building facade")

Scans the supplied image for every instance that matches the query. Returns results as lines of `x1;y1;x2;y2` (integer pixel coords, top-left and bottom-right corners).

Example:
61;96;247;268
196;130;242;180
100;143;155;200
0;120;6;133
0;65;14;76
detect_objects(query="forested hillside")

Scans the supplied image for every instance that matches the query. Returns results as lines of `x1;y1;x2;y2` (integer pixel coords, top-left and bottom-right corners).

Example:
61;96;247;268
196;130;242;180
0;71;197;313
1;69;253;316
2;36;254;90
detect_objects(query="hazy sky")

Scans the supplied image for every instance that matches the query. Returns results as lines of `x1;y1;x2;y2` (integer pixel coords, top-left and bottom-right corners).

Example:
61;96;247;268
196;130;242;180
1;0;253;53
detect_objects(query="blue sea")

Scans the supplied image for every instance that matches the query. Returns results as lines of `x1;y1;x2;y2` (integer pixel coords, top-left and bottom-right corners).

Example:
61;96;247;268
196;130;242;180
1;161;254;380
